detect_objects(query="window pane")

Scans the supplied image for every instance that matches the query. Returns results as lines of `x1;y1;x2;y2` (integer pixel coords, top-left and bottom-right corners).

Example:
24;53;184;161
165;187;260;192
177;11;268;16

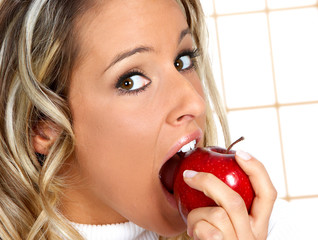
206;18;224;102
281;198;318;238
227;108;286;196
289;198;318;224
217;13;275;108
279;104;318;196
214;0;265;14
267;0;317;9
270;8;318;103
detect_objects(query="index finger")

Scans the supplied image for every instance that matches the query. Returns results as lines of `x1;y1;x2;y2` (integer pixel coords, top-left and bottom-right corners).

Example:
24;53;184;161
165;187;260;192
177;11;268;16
183;171;254;239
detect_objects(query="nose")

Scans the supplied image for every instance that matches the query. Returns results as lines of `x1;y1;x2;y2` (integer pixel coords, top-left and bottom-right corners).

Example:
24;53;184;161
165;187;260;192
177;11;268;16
165;71;206;126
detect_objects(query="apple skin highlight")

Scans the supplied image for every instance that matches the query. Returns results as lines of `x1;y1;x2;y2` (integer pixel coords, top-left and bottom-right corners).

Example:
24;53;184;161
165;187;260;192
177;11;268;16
173;146;255;221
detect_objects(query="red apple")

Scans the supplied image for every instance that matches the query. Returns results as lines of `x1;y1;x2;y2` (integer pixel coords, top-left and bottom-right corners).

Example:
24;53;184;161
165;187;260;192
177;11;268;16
173;137;255;221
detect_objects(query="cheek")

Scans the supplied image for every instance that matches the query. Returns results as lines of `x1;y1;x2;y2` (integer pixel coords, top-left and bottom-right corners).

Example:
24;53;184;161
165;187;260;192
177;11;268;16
70;91;161;196
69;94;185;232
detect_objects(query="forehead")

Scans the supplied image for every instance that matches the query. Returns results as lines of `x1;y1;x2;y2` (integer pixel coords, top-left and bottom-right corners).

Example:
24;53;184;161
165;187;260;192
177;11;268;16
74;0;188;58
79;0;186;30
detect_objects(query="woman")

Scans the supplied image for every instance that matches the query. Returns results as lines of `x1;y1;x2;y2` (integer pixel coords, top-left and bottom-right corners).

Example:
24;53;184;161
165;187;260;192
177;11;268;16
0;0;290;239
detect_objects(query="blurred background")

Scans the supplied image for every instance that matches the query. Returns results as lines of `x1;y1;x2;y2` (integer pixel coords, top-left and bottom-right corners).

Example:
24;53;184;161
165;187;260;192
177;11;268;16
200;0;318;221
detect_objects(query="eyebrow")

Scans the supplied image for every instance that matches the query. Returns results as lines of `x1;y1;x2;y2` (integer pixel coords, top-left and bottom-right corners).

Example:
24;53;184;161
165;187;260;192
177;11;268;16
179;28;191;44
105;46;153;72
105;27;191;72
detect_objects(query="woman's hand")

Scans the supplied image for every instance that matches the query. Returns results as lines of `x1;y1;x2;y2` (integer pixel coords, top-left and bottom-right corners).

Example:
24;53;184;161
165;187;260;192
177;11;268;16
184;150;277;240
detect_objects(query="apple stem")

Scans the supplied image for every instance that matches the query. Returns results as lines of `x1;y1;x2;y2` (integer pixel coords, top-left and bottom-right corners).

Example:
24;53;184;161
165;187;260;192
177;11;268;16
226;136;245;154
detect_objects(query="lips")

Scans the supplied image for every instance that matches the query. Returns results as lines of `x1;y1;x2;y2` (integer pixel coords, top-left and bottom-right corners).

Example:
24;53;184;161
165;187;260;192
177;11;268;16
159;153;182;193
159;130;202;194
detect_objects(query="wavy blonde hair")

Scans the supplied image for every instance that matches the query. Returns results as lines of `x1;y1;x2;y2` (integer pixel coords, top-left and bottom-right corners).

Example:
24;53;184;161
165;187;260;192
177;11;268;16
0;0;230;239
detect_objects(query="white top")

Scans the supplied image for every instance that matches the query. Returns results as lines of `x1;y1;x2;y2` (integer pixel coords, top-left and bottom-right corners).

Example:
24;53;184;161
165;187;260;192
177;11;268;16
72;221;158;240
72;200;314;240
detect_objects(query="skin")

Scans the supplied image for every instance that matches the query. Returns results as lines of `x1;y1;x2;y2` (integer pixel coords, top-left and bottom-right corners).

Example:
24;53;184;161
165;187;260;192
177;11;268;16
34;0;277;238
63;0;206;236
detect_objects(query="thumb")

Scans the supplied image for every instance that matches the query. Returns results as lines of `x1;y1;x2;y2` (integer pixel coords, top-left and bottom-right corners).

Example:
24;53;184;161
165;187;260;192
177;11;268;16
235;150;277;234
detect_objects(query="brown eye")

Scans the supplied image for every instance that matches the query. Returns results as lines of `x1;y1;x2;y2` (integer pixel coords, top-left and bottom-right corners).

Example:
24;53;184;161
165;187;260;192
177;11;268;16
116;74;151;93
174;59;184;71
121;78;134;90
174;55;192;71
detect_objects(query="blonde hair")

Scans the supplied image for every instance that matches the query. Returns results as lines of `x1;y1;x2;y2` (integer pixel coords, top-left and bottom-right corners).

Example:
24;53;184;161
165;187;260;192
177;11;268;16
0;0;229;239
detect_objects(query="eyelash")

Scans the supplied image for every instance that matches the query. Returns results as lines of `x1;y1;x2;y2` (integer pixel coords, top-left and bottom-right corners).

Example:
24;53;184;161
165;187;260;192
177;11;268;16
115;69;150;96
115;48;200;96
175;48;200;72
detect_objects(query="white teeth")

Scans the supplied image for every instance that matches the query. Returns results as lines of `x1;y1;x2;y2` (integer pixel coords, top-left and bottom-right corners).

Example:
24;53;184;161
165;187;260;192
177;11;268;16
178;140;196;153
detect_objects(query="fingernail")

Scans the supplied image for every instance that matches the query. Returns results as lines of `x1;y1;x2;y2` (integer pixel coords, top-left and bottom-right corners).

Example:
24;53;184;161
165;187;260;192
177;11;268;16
187;228;191;237
236;150;251;161
183;170;198;178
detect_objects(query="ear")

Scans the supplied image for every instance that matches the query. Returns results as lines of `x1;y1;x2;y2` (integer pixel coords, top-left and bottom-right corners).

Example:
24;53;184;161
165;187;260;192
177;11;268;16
32;120;62;155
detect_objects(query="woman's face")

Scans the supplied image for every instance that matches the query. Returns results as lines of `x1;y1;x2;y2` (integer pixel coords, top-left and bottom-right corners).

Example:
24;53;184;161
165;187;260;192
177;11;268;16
66;0;206;236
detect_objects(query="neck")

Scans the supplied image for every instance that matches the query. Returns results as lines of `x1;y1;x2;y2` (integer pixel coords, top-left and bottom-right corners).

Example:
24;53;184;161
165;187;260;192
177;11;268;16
59;185;127;225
